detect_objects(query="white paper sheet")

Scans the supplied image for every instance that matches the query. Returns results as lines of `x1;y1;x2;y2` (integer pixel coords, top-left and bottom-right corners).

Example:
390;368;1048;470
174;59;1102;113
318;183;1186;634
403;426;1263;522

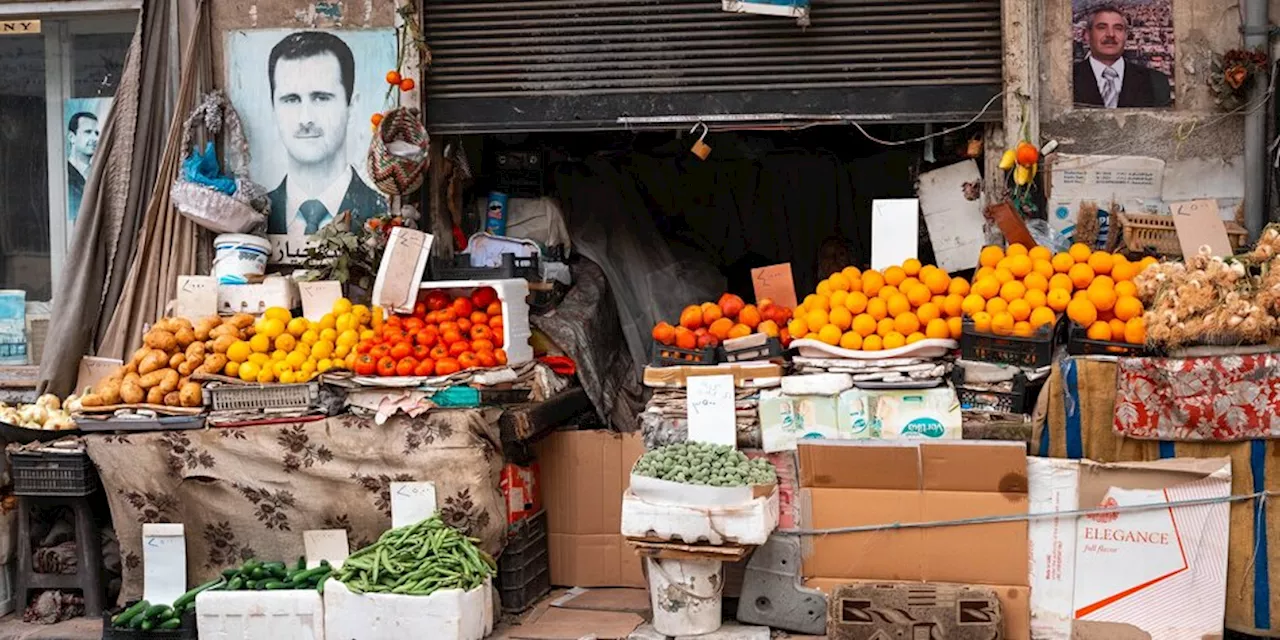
870;199;919;270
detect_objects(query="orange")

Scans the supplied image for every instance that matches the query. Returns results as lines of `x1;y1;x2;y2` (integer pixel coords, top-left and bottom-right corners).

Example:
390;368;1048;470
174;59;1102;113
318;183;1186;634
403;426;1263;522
1124;317;1146;345
902;277;923;294
878;285;900;302
1109;318;1128;340
894;313;921;335
1007;255;1033;278
1024;289;1047;309
1114;296;1143;321
971;311;992;333
975;266;996;281
916;302;941;324
867;298;889;321
1047;289;1071;312
1068;263;1095;289
947;316;963;339
862;270;885;297
990;312;1015;336
1023;272;1049;292
904;285;931;308
1111;260;1138;282
1013;321;1034;337
883;332;906;350
828;272;852;292
1091;275;1115;291
808;293;831;311
829;290;848;310
1087;251;1114;275
1030;306;1056;329
884;266;907;286
1086;321;1111;341
979;245;1005;268
902;258;923;277
788;318;810;339
993;268;1015;285
906;332;927;344
924;270;951;295
877;317;896;337
887;294;912;318
817;324;842;346
1067;298;1098;327
925;318;950;339
1000;280;1027;302
842;266;862;281
805;308;830;330
973;277;1000;300
844;291;869;314
1114;281;1138;298
1051;253;1076;273
1007;243;1029;256
1008;299;1032;322
961;294;986;316
1032;259;1056;280
829;306;854;330
1068;243;1093;263
932;294;947;308
986;298;1009;315
852;314;877;337
816;280;832;297
1087;284;1117;312
1029;245;1052;262
840;331;863;350
943;294;965;318
862;334;884;351
1139;256;1159;271
948;277;970;297
1049;273;1074;292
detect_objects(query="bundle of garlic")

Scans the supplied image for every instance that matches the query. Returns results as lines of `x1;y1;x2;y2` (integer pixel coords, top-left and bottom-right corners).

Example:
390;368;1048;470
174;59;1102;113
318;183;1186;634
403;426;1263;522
1136;246;1275;348
0;394;79;431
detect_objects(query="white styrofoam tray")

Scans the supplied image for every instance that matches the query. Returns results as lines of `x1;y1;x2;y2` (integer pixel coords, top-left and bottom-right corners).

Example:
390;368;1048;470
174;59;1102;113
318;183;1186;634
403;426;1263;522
420;279;532;365
790;338;957;360
620;486;779;546
196;589;324;640
323;578;493;640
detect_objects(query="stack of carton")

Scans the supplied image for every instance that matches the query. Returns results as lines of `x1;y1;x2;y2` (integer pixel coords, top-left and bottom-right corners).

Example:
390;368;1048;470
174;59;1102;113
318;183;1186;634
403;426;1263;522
796;439;1031;640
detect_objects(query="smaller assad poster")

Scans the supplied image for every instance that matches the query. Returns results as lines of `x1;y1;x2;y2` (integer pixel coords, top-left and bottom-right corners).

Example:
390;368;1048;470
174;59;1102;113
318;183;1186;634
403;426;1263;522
225;29;396;265
1071;0;1175;109
64;97;113;224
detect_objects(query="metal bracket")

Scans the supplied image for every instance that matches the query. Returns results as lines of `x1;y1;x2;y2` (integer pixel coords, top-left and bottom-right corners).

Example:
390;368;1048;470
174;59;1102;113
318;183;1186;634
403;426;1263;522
735;535;827;635
1238;24;1279;37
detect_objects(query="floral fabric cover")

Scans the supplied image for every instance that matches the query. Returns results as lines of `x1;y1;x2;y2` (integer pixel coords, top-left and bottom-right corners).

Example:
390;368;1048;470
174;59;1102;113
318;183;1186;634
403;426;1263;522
1114;354;1280;441
85;409;505;604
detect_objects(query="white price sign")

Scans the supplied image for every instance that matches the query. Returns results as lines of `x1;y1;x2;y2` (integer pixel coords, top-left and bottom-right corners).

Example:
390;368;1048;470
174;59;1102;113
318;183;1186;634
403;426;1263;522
142;523;186;606
686;375;737;447
390;481;438;528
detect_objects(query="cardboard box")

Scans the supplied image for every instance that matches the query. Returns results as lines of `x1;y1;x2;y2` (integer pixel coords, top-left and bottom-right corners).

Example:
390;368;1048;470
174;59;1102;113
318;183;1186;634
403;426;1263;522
805;578;1029;640
797;440;1028;586
1028;456;1230;640
534;430;646;588
759;390;842;452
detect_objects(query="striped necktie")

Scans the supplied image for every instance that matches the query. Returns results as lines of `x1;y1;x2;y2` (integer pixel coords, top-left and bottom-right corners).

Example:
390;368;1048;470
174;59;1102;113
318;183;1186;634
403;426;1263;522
1101;67;1119;108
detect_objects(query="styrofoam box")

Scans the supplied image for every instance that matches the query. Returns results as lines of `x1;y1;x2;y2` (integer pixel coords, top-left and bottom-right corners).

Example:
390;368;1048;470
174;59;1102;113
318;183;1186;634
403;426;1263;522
620;486;780;545
323;578;493;640
419;279;532;365
196;589;323;640
219;277;299;317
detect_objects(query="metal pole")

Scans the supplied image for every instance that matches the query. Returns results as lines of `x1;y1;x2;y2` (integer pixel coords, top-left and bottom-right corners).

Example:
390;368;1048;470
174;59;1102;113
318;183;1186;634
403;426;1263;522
1243;0;1269;241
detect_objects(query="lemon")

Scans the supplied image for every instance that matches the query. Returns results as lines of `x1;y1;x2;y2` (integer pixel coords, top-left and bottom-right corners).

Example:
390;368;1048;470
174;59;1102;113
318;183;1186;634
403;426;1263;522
287;317;309;338
300;329;319;346
332;297;353;316
256;368;275;384
248;353;270;366
275;334;297;352
336;313;355;333
297;371;315;383
317;358;333;373
319;328;337;343
299;360;317;377
352;304;371;323
258;318;286;340
271;350;288;362
279;371;297;384
337;330;359;348
226;340;251;363
285;351;307;369
249;333;272;353
360;329;376;341
238;361;260;382
272;361;293;376
224;361;240;378
264;307;292;323
293;342;311;358
334;343;351;359
312;340;334;360
329;357;348;371
319;313;337;331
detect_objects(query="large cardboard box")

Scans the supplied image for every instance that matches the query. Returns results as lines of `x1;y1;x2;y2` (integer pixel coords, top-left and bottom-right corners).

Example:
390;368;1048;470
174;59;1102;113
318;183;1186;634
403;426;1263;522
804;579;1029;640
534;430;646;588
1028;456;1231;640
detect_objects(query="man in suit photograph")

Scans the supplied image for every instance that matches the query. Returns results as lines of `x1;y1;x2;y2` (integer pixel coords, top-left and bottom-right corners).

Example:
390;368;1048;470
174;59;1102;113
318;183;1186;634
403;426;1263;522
66;111;99;223
1073;5;1172;108
265;31;386;242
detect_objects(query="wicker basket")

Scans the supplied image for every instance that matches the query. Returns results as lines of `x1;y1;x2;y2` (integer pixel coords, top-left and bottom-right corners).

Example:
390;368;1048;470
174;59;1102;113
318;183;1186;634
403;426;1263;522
170;91;267;234
367;107;429;197
1116;212;1249;257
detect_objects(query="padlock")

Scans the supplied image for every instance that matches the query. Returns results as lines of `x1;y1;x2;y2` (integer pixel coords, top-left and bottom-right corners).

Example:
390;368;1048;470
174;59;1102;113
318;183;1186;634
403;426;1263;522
690;122;711;160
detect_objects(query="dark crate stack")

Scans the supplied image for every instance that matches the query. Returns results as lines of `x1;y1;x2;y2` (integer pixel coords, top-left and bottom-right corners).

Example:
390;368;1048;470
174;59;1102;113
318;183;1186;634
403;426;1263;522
497;510;550;613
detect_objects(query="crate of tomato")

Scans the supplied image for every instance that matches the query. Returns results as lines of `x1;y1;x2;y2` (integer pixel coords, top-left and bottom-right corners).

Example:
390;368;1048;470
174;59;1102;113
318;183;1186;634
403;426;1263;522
350;279;531;379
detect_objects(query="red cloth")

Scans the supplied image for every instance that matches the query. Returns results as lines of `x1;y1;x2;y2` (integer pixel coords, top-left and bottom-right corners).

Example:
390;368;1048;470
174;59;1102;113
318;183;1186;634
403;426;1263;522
1113;354;1280;441
538;356;576;376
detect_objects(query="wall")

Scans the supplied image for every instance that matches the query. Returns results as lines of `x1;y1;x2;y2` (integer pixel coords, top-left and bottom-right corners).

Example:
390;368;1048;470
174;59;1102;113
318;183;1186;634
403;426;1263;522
1038;0;1274;207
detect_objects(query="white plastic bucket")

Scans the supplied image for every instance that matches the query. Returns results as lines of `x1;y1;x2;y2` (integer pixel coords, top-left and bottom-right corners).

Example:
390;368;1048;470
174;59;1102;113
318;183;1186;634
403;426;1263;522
212;234;271;285
646;557;723;636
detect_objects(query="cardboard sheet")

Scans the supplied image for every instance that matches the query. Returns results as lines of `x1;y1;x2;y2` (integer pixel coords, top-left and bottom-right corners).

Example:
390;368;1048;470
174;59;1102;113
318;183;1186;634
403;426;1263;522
918;160;986;273
509;606;643;639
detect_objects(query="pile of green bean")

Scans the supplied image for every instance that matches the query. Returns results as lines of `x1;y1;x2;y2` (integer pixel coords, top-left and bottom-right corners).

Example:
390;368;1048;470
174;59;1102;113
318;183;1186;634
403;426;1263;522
633;442;777;486
335;515;496;596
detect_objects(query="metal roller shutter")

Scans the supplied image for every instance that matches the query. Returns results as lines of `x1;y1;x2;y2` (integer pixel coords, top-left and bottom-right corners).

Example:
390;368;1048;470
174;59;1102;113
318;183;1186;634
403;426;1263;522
424;0;1003;133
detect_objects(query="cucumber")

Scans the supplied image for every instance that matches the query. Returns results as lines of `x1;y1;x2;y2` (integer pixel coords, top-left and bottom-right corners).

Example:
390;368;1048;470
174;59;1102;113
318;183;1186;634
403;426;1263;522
142;604;172;621
296;556;307;572
262;580;289;590
140;620;154;631
222;567;240;578
262;562;287;578
158;618;182;630
227;576;244;591
173;578;223;609
112;600;149;628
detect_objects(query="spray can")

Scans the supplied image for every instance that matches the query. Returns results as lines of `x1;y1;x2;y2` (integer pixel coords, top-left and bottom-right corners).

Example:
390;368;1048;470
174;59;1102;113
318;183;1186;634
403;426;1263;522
486;191;508;236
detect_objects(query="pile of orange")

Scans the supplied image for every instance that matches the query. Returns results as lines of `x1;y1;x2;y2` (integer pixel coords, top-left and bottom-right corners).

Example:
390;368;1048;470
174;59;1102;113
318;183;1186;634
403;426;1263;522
968;243;1156;345
787;259;968;352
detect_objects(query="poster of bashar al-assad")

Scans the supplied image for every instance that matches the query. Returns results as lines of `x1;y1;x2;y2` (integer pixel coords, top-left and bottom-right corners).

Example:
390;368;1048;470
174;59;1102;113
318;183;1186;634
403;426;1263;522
63;98;112;224
226;29;395;264
1072;0;1174;109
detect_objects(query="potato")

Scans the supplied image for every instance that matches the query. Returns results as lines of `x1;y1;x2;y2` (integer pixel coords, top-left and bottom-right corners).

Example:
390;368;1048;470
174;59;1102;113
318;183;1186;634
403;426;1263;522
163;391;181;406
194;317;220;341
145;330;178;352
131;346;151;364
178;360;195;376
120;379;144;404
97;379;122;405
209;323;240;340
139;350;168;375
171;316;193;331
124;361;139;375
139;369;168;389
199;354;228;374
168;352;186;369
179;382;203;408
185;341;206;360
124;371;141;385
158;369;180;393
228;313;255;329
211;334;237;354
174;327;196;348
80;394;103;408
146;387;165;405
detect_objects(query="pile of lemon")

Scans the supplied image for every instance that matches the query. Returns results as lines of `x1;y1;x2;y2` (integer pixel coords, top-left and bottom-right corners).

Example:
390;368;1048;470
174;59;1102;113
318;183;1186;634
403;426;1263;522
787;259;970;351
222;299;375;383
968;243;1155;344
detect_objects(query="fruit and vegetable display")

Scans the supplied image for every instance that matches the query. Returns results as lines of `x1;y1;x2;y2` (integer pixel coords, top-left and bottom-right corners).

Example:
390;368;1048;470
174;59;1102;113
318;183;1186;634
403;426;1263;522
334;515;496;595
787;259;968;351
107;578;221;631
632;442;778;487
219;299;373;383
350;287;509;377
217;557;334;593
652;294;793;351
968;243;1154;344
0;394;77;431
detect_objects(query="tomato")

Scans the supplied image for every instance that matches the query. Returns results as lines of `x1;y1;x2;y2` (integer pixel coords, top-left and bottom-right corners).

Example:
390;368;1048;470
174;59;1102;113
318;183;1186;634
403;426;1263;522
457;352;479;370
472;287;498;309
356;341;373;355
425;290;451;311
413;343;432;360
488;315;503;329
396;357;418;377
435;357;461;376
441;329;464;345
425;311;439;324
389;342;413;360
471;338;494;353
429;344;450;360
414;359;435;376
354;354;376;376
414;330;437;348
376;356;398;376
494;349;508;365
470;325;492;341
493;332;504;348
404;317;425;333
449;341;471;357
386;316;402;329
457;318;472;333
413;301;427;318
476;351;497;368
451;297;474;318
438;309;457;323
486;301;502;317
370;344;391;360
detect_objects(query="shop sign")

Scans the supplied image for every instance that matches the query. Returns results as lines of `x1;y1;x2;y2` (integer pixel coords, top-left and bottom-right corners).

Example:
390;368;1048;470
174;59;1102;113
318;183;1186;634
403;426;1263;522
0;21;40;34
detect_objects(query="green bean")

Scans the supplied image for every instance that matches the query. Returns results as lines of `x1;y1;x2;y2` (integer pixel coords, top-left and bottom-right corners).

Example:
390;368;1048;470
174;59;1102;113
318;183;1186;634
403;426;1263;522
334;514;495;597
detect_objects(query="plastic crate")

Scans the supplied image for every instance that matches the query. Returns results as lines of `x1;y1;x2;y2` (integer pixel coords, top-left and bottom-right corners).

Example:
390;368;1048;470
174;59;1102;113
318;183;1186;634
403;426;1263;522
431;253;539;282
205;382;321;412
498;567;549;613
951;367;1044;414
10;451;98;497
103;603;197;639
498;511;549;612
1116;212;1248;258
721;336;784;363
420;279;532;366
960;316;1060;368
652;342;717;367
1066;323;1154;357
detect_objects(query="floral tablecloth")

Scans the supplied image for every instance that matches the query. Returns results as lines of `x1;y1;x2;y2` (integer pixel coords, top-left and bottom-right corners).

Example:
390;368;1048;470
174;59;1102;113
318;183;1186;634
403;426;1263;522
84;410;506;604
1114;353;1280;441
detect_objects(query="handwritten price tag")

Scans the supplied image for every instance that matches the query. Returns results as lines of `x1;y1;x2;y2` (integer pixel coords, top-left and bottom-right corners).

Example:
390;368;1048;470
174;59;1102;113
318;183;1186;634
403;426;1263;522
76;356;122;395
390;481;438;528
142;524;186;606
750;263;798;310
686;375;737;447
304;529;350;569
1170;199;1232;258
298;280;343;321
174;275;217;320
373;228;433;314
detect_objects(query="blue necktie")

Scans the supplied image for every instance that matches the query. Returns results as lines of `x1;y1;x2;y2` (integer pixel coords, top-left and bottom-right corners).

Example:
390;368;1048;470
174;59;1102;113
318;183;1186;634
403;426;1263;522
300;199;330;234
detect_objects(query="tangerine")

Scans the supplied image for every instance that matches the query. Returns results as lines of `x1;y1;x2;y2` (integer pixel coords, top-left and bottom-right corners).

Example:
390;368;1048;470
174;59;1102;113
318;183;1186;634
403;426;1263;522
886;294;912;318
993;268;1016;285
1029;245;1052;261
877;285;900;302
973;277;1000;300
1000;280;1027;302
840;331;863;350
1049;273;1074;291
1032;259;1056;279
1030;306;1056;329
1087;285;1117;312
1047;288;1072;312
1008;299;1031;322
924;270;951;294
862;270;885;296
877;318;896;337
925;318;950;339
828;272;852;292
884;266;907;286
1068;243;1093;263
1115;281;1138;298
1024;289;1047;309
1111;259;1138;282
817;324;842;345
862;335;884;351
1087;321;1111;341
947;316;963;339
986;297;1009;315
961;294;986;316
844;291;869;314
1067;298;1098;327
1007;243;1029;256
1124;317;1146;344
902;258;923;276
852;314;877;337
1007;255;1033;278
1068;263;1096;289
971;311;993;333
894;313;921;335
829;307;854;330
805;308;829;330
942;294;965;318
788;318;810;339
1051;252;1076;273
1013;321;1034;337
949;277;971;296
866;298;889;321
990;312;1015;336
1114;296;1143;321
1023;272;1049;292
979;245;1005;268
1109;318;1128;340
907;332;927;344
1087;251;1114;275
905;284;932;307
916;302;941;324
883;332;907;350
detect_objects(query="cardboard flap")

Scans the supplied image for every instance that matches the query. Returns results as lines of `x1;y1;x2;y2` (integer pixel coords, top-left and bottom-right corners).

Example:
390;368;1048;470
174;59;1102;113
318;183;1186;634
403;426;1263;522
798;440;920;490
919;441;1028;494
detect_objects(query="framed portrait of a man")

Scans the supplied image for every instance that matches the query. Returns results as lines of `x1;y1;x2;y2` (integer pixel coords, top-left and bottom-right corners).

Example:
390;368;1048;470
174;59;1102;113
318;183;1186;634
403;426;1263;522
225;29;396;264
1072;0;1174;109
63;97;112;225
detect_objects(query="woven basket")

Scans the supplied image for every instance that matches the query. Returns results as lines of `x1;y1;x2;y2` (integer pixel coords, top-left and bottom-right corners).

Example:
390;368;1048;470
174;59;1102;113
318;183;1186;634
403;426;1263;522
1117;212;1249;257
367;107;429;197
170;91;267;234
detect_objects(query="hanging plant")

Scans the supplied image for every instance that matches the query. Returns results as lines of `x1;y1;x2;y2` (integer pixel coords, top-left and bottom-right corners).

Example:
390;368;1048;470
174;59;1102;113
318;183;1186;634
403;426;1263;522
1209;47;1269;112
297;212;415;300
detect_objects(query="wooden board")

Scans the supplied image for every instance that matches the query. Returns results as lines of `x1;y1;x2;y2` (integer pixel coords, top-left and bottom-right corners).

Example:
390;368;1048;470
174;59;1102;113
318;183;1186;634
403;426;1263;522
76;403;203;416
626;537;752;562
643;363;784;389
